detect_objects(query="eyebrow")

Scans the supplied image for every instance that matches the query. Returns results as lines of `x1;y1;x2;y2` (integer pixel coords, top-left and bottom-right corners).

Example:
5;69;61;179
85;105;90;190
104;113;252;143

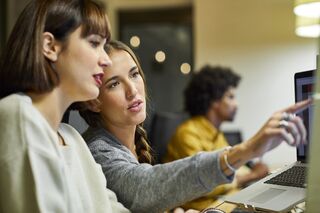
90;34;103;39
104;66;138;85
104;76;118;85
129;66;138;73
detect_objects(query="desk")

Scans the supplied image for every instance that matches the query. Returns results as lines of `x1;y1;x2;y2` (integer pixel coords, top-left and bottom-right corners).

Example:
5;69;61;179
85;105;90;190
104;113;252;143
206;201;306;213
207;200;237;213
205;187;240;213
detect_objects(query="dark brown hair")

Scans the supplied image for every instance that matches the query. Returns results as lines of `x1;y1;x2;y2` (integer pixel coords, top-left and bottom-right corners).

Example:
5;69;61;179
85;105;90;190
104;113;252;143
79;40;153;164
184;65;241;116
0;0;110;98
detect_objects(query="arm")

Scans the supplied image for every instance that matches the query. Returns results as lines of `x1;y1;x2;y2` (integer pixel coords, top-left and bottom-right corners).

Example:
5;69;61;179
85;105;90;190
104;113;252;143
0;96;67;212
219;99;311;177
169;120;268;188
89;140;232;213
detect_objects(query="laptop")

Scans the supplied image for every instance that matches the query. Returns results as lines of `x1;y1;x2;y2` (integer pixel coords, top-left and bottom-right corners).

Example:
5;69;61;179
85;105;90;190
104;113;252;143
224;70;315;212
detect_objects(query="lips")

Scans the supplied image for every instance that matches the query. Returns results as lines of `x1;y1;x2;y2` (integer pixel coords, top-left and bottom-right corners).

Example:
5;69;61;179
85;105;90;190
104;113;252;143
128;100;143;112
93;73;104;87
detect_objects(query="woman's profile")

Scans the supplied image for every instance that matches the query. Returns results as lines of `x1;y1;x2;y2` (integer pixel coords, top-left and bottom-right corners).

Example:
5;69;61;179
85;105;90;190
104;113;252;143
0;1;129;212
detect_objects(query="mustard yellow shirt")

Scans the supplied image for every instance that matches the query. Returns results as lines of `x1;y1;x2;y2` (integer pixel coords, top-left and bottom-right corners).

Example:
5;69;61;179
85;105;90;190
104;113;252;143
163;116;236;210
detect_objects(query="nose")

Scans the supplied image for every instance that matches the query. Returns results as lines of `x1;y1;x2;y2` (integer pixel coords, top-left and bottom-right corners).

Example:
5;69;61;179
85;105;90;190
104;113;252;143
99;50;112;68
126;81;138;100
234;101;238;109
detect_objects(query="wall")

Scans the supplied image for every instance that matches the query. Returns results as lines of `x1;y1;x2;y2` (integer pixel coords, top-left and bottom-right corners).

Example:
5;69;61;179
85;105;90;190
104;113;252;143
5;0;317;168
0;0;28;50
6;0;29;37
194;0;318;168
105;0;192;39
0;1;7;52
107;0;318;168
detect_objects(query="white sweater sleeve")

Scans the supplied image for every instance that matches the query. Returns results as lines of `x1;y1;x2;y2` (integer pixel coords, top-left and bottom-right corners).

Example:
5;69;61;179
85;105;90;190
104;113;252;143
0;95;68;213
0;94;131;213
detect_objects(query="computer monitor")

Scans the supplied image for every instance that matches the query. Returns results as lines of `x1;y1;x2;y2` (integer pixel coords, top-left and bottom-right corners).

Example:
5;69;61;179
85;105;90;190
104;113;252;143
294;70;315;163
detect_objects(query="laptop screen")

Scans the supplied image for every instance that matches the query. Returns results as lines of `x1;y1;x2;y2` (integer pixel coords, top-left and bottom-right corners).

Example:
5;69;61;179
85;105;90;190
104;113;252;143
294;70;315;163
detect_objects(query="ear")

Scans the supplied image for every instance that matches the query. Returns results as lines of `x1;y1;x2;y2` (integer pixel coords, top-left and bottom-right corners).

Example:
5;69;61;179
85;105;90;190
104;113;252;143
211;100;220;110
42;32;61;62
85;99;101;113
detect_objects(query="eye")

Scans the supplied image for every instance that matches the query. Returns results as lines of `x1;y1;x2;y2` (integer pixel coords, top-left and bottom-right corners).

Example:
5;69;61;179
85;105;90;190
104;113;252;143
131;71;140;78
108;81;119;89
90;40;101;48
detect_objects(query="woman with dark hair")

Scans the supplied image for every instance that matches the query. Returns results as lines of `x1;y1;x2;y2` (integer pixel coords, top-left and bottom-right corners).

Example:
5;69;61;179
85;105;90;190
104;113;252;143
79;40;310;213
0;1;129;212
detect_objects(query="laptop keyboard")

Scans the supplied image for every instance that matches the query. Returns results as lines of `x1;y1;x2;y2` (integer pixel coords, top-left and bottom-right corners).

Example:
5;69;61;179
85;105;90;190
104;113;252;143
264;166;306;188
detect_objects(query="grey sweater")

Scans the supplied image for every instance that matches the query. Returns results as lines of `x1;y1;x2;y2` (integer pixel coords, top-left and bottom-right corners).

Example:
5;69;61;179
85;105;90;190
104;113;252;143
83;127;233;213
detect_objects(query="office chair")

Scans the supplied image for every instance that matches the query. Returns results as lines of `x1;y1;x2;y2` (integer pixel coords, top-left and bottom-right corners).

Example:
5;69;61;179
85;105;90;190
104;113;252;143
149;111;189;164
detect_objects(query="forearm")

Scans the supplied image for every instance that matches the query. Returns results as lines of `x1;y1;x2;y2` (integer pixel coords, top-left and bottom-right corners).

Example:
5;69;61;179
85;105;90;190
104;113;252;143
100;152;231;213
220;99;312;181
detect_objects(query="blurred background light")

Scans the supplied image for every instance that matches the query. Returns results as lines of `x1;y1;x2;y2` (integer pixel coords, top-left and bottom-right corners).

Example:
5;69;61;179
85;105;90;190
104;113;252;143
180;62;191;74
155;50;166;63
130;35;140;48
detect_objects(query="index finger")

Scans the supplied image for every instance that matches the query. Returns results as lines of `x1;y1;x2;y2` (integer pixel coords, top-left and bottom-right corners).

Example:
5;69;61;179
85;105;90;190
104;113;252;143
280;99;312;114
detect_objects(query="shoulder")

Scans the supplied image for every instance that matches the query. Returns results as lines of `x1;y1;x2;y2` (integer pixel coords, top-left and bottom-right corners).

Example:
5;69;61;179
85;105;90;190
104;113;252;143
177;116;217;136
0;94;31;119
174;117;203;138
0;94;29;159
176;116;205;131
59;123;90;150
83;127;122;149
0;94;58;161
0;93;50;136
88;136;127;158
83;128;138;164
0;93;26;105
60;123;83;139
83;127;109;142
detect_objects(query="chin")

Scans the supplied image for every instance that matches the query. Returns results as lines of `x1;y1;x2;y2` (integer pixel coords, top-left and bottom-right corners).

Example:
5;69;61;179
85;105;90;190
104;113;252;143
136;114;146;124
226;116;235;122
80;87;99;102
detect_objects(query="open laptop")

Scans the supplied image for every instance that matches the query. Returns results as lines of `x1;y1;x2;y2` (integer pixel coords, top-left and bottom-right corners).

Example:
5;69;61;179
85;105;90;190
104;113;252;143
224;70;315;212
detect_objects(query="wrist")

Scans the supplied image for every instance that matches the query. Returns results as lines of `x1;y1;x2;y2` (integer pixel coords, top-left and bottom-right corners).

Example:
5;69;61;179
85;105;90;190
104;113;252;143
220;145;241;176
220;147;235;176
223;146;236;173
220;144;254;177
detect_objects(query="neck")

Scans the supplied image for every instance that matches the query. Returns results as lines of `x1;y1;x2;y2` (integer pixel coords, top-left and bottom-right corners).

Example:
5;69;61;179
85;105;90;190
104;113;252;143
27;89;72;132
104;123;137;156
206;110;222;130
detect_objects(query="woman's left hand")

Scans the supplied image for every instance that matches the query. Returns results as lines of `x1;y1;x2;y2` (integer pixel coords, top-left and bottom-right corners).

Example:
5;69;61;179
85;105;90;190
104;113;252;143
244;99;312;159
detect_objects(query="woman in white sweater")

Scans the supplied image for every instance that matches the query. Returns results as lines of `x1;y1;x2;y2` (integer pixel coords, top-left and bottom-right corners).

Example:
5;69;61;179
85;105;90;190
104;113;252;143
0;1;129;212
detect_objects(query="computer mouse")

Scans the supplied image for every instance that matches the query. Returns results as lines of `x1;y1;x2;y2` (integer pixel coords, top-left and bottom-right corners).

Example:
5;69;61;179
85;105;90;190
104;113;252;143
201;208;225;213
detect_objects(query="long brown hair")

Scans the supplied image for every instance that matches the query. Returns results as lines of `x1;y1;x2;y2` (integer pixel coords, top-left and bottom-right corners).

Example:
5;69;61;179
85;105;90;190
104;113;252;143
0;0;110;99
79;40;153;164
